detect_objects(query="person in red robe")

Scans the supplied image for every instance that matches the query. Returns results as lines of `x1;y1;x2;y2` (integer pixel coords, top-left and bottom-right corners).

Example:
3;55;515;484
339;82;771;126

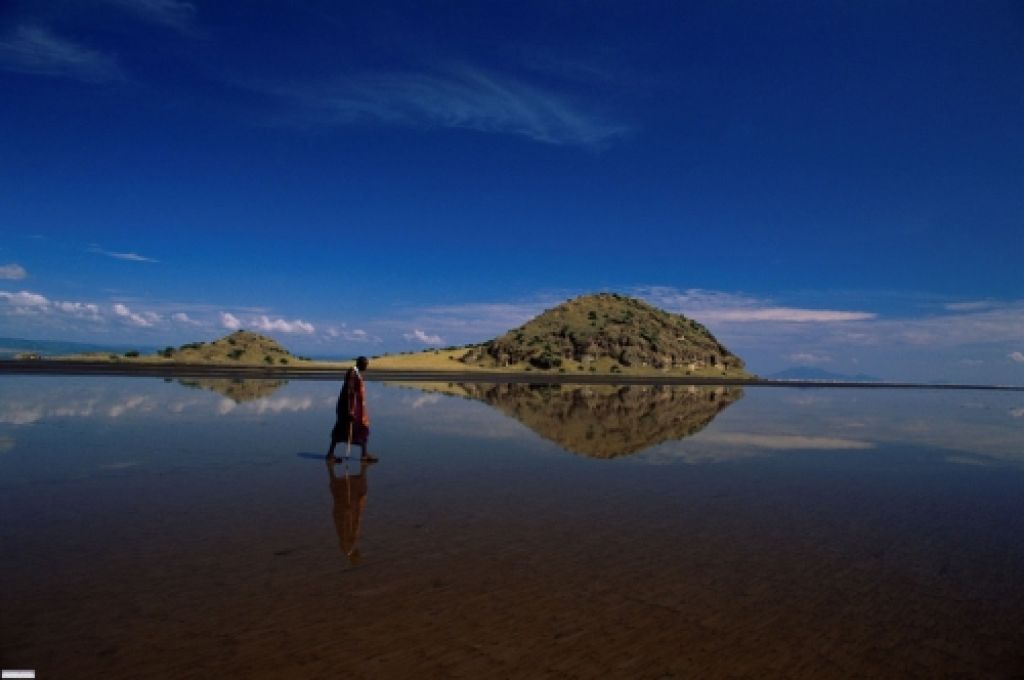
327;356;376;461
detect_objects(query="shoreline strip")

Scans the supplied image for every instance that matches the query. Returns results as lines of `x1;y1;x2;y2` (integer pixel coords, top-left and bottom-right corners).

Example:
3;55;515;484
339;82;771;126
1;360;1021;391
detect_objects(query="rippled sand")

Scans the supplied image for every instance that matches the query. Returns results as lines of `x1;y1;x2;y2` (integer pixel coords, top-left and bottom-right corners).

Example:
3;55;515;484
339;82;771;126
5;457;1024;679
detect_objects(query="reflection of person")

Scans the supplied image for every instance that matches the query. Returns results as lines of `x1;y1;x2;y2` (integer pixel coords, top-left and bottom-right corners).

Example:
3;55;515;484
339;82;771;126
327;356;376;461
327;458;370;565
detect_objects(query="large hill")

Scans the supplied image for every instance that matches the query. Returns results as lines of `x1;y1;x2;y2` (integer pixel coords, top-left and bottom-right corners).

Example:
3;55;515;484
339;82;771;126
460;293;746;375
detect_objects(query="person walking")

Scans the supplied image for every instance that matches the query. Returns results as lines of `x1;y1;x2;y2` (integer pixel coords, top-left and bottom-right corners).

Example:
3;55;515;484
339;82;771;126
327;356;376;462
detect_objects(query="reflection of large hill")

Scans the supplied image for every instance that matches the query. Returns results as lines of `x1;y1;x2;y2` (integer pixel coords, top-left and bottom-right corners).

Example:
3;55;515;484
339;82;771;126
177;378;288;403
418;383;742;458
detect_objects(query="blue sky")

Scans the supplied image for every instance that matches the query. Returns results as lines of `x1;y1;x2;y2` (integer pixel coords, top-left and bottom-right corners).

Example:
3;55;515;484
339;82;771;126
1;1;1022;382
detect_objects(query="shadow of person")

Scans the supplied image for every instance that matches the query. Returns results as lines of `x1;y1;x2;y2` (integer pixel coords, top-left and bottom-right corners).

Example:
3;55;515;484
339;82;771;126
326;457;371;566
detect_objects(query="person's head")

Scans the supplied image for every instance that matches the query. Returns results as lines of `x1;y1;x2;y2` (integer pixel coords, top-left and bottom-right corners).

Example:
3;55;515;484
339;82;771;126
356;356;369;371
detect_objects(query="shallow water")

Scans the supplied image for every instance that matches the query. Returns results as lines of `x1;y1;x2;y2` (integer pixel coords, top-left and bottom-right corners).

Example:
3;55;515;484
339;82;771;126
2;376;1023;678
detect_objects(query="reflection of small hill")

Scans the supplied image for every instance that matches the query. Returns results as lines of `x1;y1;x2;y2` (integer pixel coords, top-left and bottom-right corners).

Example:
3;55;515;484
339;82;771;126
177;378;288;403
419;383;742;458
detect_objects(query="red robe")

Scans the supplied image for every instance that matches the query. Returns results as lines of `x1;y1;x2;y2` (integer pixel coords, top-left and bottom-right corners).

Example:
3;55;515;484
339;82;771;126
331;367;370;445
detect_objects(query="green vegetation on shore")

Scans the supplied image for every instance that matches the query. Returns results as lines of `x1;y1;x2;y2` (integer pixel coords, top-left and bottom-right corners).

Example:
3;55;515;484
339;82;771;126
27;293;751;377
460;293;747;377
53;330;319;367
370;294;748;377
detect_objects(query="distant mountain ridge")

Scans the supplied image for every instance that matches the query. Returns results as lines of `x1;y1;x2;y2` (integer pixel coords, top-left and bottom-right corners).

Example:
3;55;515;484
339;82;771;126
460;293;747;376
0;337;158;357
768;366;881;382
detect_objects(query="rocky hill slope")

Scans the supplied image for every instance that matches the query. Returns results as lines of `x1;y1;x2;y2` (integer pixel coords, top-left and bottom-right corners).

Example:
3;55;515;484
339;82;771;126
460;293;745;375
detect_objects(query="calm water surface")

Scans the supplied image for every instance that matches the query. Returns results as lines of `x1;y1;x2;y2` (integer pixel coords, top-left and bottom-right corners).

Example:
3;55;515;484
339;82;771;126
2;376;1023;678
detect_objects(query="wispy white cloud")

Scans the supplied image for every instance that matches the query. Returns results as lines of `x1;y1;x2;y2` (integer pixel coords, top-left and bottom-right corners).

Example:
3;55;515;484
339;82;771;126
699;433;875;450
410;393;443;409
0;25;123;82
108;395;150;417
706;307;876;322
0;287;328;340
89;245;158;263
0;290;49;309
0;264;27;280
1010;352;1024;364
787;352;831;365
251;315;315;334
99;0;196;31
638;287;760;311
419;301;548;326
249;396;313;414
325;326;378;343
263;65;628;148
632;286;1024;382
0;403;44;425
113;302;160;327
945;300;995;311
876;304;1024;349
404;329;444;345
215;395;315;416
638;286;876;323
1;290;110;323
54;301;102;321
400;300;555;341
638;286;1024;349
220;312;241;330
171;311;200;325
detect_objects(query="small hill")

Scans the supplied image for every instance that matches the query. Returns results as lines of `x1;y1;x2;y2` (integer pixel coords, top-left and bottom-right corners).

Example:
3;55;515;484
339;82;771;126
461;293;746;375
163;330;302;366
48;330;315;366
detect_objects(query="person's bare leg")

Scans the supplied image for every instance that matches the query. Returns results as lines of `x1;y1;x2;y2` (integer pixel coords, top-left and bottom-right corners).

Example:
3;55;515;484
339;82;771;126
360;443;378;463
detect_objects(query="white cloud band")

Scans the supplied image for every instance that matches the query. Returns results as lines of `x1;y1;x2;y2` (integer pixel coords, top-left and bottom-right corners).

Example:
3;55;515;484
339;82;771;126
0;264;27;280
